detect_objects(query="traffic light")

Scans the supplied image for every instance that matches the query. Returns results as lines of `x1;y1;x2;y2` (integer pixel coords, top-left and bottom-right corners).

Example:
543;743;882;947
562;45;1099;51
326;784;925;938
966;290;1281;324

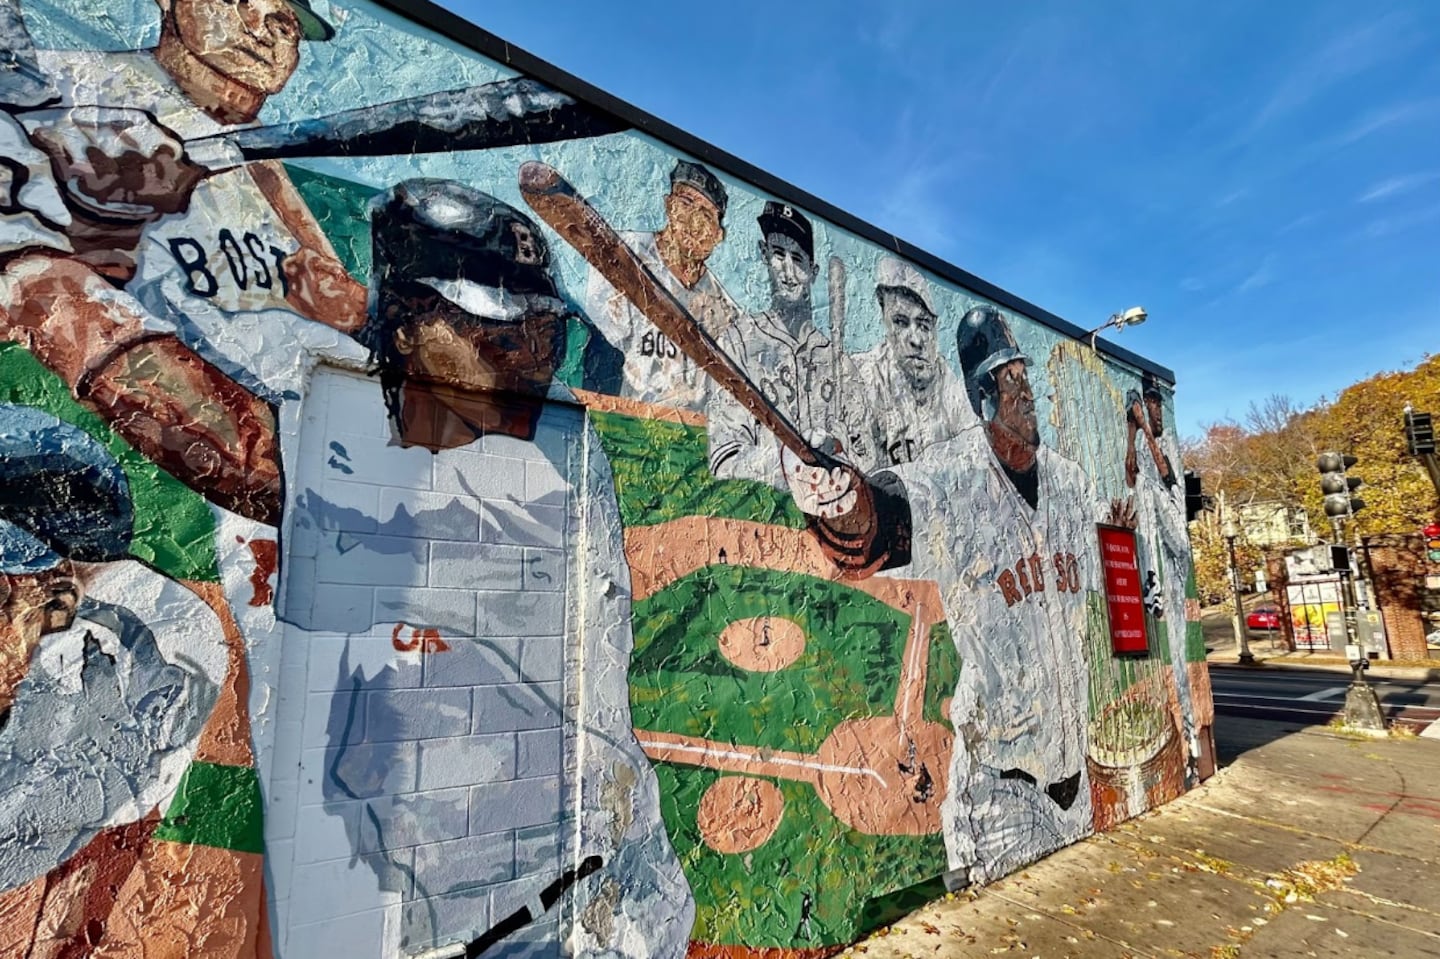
1406;410;1436;456
1316;451;1364;519
1184;471;1204;522
1425;522;1440;563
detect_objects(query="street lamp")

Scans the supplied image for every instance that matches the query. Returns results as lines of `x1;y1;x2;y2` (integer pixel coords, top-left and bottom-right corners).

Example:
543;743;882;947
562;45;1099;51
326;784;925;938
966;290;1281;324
1224;517;1256;665
1086;306;1148;350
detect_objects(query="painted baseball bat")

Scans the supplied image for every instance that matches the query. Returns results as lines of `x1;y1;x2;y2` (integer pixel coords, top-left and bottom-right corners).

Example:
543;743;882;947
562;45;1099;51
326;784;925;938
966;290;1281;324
827;253;846;421
517;160;826;467
0;0;58;109
828;254;846;353
183;77;628;172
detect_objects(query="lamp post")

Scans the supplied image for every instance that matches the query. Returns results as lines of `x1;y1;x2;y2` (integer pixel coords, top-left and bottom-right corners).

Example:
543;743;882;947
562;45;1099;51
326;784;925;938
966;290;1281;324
1224;518;1255;665
1086;306;1148;350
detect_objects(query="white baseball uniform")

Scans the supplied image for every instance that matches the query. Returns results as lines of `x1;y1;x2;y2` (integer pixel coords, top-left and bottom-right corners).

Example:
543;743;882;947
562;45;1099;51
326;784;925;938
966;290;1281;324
856;342;977;467
34;49;364;404
1132;434;1193;753
885;425;1107;881
0;564;225;892
583;230;740;412
707;308;874;487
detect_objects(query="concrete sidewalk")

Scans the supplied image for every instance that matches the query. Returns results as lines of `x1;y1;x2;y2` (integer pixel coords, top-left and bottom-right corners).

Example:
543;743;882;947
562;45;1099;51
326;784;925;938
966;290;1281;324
842;721;1440;958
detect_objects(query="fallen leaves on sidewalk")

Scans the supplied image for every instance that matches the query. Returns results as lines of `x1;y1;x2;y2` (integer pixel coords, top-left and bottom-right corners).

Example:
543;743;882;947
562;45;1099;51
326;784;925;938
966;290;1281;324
1262;853;1359;905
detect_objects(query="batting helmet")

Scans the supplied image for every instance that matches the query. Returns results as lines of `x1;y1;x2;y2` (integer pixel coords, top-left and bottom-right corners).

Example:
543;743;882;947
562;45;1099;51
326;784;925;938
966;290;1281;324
0;405;133;574
956;305;1028;418
360;178;573;433
368;179;561;310
361;178;568;355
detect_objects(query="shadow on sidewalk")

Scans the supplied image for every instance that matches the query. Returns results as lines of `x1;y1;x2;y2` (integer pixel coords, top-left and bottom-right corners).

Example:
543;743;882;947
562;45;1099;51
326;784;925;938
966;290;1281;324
1214;712;1308;766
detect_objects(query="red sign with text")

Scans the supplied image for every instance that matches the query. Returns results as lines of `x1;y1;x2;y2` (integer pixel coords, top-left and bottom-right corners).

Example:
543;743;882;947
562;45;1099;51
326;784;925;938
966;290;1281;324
1098;525;1149;655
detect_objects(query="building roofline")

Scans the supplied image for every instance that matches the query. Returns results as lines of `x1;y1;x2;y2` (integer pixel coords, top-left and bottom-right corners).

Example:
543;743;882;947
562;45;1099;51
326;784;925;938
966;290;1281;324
368;0;1177;386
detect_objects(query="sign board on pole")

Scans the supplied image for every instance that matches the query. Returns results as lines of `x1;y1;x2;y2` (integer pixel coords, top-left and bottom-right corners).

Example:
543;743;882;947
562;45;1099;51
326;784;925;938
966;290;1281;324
1326;611;1348;650
1287;578;1342;650
1098;524;1148;656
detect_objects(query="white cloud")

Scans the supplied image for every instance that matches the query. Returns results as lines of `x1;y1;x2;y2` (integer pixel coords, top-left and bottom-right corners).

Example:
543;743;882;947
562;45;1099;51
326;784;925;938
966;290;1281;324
1357;171;1440;203
1245;13;1416;137
1361;201;1440;238
1237;255;1275;294
1329;98;1437;149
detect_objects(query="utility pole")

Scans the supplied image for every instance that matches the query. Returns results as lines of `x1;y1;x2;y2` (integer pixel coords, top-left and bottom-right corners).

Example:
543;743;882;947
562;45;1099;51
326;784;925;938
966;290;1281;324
1317;452;1385;732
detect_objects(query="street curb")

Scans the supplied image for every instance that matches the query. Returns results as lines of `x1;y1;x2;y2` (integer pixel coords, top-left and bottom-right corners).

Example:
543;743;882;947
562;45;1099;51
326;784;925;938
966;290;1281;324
1207;660;1439;681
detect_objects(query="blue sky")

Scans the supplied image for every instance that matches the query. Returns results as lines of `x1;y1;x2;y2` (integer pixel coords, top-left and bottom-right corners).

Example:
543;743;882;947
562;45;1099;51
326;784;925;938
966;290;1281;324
434;0;1439;437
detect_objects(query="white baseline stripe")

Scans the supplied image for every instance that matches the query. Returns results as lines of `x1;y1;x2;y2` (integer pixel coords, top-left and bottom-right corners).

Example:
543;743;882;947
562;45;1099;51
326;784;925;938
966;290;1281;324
636;739;887;784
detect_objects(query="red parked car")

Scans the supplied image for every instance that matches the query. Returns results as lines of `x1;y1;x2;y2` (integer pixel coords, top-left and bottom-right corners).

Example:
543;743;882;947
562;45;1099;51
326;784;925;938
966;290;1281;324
1246;605;1281;631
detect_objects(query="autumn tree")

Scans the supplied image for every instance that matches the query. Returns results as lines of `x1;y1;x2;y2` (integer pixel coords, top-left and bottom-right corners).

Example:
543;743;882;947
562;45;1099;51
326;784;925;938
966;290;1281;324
1182;355;1440;607
1304;354;1440;536
1187;511;1266;606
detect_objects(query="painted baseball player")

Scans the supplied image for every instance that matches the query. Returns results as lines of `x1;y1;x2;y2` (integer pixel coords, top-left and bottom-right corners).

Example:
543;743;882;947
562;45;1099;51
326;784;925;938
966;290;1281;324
1125;372;1196;769
856;257;974;467
0;405;226;942
783;304;1125;882
708;201;873;486
1;0;368;539
284;180;693;958
29;0;369;382
584;158;741;411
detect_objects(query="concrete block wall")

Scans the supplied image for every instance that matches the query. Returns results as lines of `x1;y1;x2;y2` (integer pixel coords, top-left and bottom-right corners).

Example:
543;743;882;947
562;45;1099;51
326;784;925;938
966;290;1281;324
262;369;577;956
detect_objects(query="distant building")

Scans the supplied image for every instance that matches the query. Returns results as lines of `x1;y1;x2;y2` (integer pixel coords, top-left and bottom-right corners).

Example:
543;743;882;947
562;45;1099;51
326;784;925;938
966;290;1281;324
1237;500;1313;548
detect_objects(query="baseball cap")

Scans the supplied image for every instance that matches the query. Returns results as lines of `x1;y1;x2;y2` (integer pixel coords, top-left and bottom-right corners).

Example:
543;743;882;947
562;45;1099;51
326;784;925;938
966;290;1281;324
669;160;728;218
0;405;133;574
757;201;814;261
286;0;336;42
876;256;936;316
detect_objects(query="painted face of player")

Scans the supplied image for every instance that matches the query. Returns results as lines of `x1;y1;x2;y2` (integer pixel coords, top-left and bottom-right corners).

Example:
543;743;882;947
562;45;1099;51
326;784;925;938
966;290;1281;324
879;288;938;392
761;233;817;306
1144;394;1164;437
664;183;724;263
991;359;1039;459
162;0;304;94
0;565;81;710
395;305;564;400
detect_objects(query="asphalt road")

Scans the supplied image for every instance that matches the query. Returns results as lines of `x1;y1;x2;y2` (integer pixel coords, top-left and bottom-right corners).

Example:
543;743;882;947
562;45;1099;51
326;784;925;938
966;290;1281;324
1210;665;1440;733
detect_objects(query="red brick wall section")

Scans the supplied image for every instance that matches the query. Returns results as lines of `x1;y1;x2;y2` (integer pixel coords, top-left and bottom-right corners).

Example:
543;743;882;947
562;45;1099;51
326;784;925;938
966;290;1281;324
1363;534;1429;660
1265;553;1295;651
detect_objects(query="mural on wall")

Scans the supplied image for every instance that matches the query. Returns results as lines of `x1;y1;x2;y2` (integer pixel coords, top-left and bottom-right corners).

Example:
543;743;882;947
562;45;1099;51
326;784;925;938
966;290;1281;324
0;1;1211;957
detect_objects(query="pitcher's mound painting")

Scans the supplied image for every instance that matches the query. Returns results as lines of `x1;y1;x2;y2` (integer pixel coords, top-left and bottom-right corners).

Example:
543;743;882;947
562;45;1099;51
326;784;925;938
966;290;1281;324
599;411;959;954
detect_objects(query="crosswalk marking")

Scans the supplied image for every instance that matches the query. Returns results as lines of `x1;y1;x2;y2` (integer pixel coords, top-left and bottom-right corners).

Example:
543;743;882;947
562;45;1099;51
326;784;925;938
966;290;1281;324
1298;686;1348;702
